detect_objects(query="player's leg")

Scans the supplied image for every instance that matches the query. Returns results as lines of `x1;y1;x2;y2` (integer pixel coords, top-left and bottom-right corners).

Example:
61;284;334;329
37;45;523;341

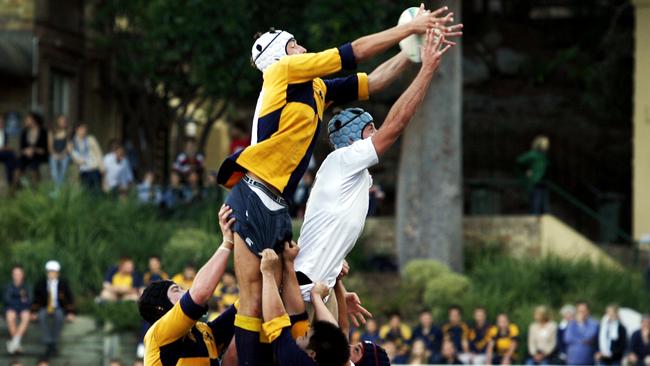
234;234;262;317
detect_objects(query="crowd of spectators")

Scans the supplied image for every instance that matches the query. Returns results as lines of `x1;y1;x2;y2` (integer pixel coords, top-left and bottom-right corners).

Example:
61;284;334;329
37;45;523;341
0;112;228;209
350;303;650;365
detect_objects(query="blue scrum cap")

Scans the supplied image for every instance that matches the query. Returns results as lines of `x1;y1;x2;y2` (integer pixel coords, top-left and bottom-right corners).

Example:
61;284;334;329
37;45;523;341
327;107;373;149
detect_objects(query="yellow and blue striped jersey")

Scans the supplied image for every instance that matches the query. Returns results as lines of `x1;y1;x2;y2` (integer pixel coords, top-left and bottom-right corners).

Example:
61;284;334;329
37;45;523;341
217;43;369;199
144;292;235;365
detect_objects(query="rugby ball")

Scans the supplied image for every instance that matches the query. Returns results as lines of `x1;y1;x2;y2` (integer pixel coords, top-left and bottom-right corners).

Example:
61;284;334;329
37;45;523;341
398;7;424;62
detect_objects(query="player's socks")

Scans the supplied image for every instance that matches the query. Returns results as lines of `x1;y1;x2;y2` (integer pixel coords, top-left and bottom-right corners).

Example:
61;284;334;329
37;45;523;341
234;314;266;366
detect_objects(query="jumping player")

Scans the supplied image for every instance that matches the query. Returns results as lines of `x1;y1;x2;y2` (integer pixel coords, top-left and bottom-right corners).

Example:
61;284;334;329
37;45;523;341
216;5;462;364
138;204;236;365
294;28;456;321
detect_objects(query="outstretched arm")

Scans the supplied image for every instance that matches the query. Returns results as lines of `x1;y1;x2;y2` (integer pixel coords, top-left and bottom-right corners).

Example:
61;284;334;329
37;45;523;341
280;242;305;316
189;204;235;306
311;282;337;325
368;52;412;95
371;30;453;157
351;4;461;63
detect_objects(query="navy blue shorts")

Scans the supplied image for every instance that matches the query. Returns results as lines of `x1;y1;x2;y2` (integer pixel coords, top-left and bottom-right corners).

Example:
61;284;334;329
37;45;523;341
225;179;292;256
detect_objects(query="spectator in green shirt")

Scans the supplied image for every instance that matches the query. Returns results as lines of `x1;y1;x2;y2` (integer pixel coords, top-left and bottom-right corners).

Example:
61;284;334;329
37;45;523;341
517;135;550;215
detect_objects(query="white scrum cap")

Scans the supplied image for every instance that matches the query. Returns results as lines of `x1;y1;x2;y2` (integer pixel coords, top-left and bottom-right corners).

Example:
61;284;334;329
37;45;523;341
251;28;295;72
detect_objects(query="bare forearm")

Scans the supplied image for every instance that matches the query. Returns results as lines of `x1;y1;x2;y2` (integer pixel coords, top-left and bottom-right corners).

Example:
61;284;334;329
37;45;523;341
312;295;337;325
281;262;305;315
372;67;434;155
368;52;411;95
189;246;230;306
262;273;286;322
334;281;349;336
351;24;413;64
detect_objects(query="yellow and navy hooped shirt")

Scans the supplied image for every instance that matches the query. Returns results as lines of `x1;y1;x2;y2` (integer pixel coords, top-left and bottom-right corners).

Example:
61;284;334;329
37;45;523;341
264;313;317;366
144;292;236;365
488;324;520;356
217;42;369;199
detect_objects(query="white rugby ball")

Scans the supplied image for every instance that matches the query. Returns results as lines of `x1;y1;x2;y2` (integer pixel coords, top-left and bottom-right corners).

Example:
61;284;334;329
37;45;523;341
398;7;424;62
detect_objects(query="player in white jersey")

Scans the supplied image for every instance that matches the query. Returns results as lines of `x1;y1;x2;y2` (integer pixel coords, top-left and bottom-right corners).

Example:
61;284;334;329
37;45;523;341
294;29;455;324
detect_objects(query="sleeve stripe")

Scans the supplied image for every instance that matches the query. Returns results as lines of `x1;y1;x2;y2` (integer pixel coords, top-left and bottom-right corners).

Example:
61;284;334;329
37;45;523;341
338;43;357;70
180;292;207;320
357;72;369;101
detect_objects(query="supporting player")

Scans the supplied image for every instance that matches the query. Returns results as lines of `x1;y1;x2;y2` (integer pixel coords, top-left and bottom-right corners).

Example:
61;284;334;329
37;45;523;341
217;6;462;365
138;204;236;365
294;28;455;322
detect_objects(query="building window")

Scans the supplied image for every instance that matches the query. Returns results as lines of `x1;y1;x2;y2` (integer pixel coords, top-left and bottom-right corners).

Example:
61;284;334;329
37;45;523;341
51;71;71;118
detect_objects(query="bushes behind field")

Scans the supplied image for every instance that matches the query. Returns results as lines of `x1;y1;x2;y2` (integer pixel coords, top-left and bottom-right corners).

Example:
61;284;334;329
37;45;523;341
0;187;223;299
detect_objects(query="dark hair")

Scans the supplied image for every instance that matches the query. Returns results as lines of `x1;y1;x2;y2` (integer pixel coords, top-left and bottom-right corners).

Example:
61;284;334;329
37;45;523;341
420;309;432;315
387;310;402;319
184;262;196;270
149;255;161;261
11;264;24;271
474;306;487;313
28;111;44;128
307;321;350;366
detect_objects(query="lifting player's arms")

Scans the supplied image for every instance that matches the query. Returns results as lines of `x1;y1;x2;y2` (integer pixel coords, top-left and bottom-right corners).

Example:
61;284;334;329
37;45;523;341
138;205;236;366
295;29;457;318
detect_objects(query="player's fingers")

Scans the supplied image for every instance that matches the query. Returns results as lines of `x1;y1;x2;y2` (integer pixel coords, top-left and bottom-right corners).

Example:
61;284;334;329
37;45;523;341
350;315;360;328
447;24;464;31
227;217;236;226
430;6;449;17
443;40;457;46
355;312;367;325
439;44;452;56
444;31;464;38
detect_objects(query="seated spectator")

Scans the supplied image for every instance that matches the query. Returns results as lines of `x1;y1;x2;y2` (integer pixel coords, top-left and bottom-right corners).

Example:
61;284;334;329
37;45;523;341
469;306;492;365
0;115;17;187
103;142;134;197
186;171;205;203
173;138;204;183
48;115;71;192
32;260;76;358
564;301;599;366
408;339;434;364
3;265;31;355
442;305;471;359
100;257;142;301
171;263;196;290
71;123;103;191
380;311;413;359
435;339;464;365
627;315;650;366
596;304;627;366
16;111;48;186
527;305;557;365
411;309;443;359
361;318;381;344
161;171;188;209
383;340;408;364
137;171;162;205
212;270;238;310
142;256;169;286
487;313;520;365
109;359;123;366
557;304;576;364
36;359;49;366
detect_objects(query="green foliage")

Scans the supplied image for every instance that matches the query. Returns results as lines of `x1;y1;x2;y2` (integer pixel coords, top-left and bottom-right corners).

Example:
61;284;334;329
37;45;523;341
92;301;142;333
423;272;471;310
163;228;217;275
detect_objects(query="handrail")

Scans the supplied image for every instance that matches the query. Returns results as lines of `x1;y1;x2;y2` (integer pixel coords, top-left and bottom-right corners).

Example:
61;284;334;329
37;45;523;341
465;178;634;244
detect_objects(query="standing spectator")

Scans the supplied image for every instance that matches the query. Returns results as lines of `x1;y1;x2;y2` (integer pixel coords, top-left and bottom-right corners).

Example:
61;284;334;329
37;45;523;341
469;306;492;365
16;111;48;186
596;304;627;366
380;311;413;359
487;313;520;365
103;143;134;197
171;263;197;290
435;339;464;365
142;256;169;286
48;115;71;192
228;123;250;155
368;183;386;216
3;265;31;355
564;301;599;365
557;304;576;364
136;171;162;205
517;135;550;215
361;318;381;344
627;315;650;366
527;305;557;365
161;171;187;209
99;257;142;301
71;123;103;191
442;305;471;360
0;115;17;187
173;138;204;183
411;309;443;359
31;260;76;358
408;339;434;364
186;171;205;203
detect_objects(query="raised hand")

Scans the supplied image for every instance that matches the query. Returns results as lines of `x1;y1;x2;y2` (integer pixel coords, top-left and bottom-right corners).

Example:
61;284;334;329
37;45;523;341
345;292;373;327
337;259;350;281
260;249;279;277
410;3;460;36
218;204;236;249
420;29;453;73
283;241;300;263
311;282;330;300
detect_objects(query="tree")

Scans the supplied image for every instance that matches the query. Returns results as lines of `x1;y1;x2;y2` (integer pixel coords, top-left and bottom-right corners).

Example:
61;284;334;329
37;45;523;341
396;0;464;272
